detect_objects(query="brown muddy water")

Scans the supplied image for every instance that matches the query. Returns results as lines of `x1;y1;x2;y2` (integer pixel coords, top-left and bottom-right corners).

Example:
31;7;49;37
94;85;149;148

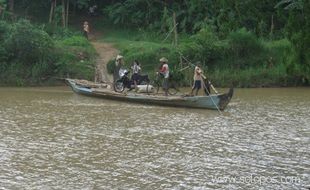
0;87;309;189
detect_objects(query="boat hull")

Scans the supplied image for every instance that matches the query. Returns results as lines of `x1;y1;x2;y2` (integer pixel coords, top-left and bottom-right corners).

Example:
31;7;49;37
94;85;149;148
66;79;233;110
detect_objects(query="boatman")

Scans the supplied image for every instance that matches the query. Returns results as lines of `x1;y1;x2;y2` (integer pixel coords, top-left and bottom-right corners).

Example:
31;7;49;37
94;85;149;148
158;57;169;96
190;64;203;96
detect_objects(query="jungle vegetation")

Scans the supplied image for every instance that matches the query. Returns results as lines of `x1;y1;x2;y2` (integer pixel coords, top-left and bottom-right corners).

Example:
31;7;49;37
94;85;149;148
0;0;309;87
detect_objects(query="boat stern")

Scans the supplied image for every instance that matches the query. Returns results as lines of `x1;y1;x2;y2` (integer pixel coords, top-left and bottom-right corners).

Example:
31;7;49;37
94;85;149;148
218;88;234;110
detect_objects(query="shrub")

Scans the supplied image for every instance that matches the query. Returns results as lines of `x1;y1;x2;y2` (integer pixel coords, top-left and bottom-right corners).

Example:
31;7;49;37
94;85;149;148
107;59;115;74
0;20;9;41
61;35;90;47
0;19;97;85
5;19;55;65
227;28;267;69
43;24;75;39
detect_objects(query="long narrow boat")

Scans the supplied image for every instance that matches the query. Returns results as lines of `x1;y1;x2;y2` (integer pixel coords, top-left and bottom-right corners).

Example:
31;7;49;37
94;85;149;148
66;79;233;110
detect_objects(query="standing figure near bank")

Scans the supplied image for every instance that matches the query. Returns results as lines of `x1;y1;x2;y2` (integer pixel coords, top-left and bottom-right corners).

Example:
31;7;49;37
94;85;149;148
83;21;90;40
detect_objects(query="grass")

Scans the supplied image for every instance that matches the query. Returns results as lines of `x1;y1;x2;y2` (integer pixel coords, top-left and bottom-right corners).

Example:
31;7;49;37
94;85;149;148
93;23;306;87
209;63;288;87
99;26;182;77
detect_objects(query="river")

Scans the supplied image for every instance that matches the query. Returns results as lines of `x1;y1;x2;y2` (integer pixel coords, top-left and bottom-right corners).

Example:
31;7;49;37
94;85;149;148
0;87;309;189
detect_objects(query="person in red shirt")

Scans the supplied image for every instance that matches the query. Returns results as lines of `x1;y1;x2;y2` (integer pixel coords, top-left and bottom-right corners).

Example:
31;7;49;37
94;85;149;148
158;57;169;96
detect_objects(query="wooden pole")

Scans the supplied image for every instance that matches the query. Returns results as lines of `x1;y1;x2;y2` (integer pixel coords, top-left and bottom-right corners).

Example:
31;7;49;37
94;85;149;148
49;0;55;23
66;0;69;27
62;0;66;27
173;12;178;47
270;15;274;39
8;0;14;12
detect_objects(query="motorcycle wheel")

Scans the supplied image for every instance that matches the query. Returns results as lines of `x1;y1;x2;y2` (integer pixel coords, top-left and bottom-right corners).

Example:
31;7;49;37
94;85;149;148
114;81;125;92
168;81;179;95
147;81;160;95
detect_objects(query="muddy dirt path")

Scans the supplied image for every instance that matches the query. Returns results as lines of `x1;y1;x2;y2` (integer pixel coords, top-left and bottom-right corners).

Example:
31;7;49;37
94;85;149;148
90;33;119;83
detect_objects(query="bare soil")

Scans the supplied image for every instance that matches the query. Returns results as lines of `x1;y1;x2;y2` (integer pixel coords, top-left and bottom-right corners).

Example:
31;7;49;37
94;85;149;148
89;32;119;83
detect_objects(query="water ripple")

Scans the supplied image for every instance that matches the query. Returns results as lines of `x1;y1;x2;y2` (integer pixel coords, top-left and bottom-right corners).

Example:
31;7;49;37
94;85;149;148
0;87;309;189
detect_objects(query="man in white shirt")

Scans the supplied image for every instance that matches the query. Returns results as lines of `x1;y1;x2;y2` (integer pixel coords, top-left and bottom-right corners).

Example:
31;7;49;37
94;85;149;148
190;64;203;96
131;60;141;90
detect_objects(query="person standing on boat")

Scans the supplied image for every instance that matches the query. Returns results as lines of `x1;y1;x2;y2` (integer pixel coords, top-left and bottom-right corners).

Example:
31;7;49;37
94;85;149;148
190;64;203;96
158;57;169;96
113;55;124;84
131;60;141;91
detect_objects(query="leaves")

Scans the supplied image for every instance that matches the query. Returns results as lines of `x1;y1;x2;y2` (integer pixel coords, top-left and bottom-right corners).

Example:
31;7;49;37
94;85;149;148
275;0;303;10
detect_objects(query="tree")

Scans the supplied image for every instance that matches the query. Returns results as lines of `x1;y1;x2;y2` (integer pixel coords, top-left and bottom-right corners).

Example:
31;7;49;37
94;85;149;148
276;0;309;83
49;0;56;23
8;0;13;12
49;0;70;27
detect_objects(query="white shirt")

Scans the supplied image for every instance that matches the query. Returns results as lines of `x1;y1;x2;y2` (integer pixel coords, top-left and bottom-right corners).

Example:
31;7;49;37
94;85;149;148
131;63;141;74
194;66;202;81
161;63;169;79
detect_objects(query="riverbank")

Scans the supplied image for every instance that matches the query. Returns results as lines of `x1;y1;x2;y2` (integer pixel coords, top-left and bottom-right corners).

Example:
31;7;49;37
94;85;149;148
0;19;308;87
0;20;97;86
100;26;309;88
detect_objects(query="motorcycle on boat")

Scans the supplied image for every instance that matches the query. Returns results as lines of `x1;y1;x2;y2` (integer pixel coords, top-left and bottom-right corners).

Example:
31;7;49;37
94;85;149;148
114;69;150;92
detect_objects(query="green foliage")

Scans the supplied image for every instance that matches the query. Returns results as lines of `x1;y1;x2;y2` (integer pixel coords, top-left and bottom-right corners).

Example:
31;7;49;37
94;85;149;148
61;35;90;47
276;0;310;84
209;64;290;87
53;35;96;80
43;24;75;40
227;28;266;69
102;25;307;87
107;60;115;74
1;0;309;86
5;20;54;64
0;19;96;86
169;70;185;85
179;26;223;66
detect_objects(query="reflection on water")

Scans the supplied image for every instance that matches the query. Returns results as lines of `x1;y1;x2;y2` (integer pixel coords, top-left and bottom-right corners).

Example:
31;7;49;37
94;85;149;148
0;87;309;189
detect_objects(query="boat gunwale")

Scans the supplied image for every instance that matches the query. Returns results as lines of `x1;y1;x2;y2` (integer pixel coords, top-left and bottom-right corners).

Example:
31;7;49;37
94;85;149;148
66;79;233;110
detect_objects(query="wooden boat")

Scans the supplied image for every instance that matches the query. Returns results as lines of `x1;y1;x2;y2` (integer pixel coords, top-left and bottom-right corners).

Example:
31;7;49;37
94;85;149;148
66;79;233;110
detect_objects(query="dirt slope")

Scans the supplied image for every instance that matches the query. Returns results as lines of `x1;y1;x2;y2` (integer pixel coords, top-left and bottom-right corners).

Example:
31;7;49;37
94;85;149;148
90;33;119;83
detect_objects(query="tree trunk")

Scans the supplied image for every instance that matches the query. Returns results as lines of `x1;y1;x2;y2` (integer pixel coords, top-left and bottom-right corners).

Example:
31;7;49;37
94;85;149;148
73;0;77;16
0;5;3;15
49;0;55;23
270;14;274;38
62;0;66;27
8;0;14;12
173;12;178;47
66;0;69;27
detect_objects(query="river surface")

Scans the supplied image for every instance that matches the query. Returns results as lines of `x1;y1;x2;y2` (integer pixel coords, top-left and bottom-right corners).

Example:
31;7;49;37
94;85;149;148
0;87;309;190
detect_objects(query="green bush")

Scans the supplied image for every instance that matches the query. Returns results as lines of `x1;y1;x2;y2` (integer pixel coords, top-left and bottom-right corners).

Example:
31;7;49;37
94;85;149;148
61;35;90;47
0;21;9;41
107;59;115;74
0;19;97;86
5;20;55;64
227;28;267;69
43;24;75;39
